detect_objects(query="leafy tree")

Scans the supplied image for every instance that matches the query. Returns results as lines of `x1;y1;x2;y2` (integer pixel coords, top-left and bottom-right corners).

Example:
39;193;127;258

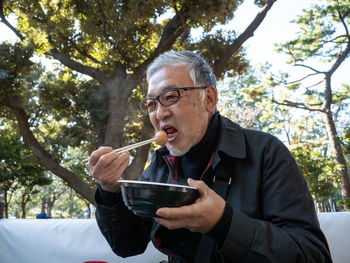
270;0;350;203
0;133;51;218
24;174;87;218
219;63;298;139
220;61;345;209
45;182;88;218
1;0;278;203
0;41;96;203
218;65;263;129
290;144;342;210
342;126;350;156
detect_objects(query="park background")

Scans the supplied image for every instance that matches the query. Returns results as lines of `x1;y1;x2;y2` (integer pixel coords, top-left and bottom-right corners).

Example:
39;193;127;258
0;0;349;219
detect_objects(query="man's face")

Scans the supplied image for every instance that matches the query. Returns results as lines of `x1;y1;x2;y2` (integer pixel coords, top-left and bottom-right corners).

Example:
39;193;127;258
148;66;212;156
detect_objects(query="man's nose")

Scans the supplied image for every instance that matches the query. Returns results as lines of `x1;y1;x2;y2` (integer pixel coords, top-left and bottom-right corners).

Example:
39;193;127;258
156;102;171;120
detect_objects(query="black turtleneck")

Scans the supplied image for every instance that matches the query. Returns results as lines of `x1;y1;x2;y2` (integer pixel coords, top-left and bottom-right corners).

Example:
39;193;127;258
177;111;220;182
157;112;223;261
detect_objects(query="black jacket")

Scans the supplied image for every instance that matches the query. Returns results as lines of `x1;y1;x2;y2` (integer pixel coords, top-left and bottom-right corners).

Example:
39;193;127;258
95;114;332;262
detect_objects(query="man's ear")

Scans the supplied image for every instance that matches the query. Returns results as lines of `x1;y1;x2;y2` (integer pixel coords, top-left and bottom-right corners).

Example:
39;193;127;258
205;86;217;112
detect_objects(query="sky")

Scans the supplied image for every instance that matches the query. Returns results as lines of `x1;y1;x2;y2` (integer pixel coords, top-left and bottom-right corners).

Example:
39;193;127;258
230;0;349;89
0;0;349;89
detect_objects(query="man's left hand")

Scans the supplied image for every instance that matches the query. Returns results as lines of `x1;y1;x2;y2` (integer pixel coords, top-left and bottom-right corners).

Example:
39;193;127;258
155;178;226;233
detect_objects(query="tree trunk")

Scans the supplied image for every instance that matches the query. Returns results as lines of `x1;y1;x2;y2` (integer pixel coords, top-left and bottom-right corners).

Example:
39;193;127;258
322;110;350;199
321;69;350;201
103;65;137;148
21;201;26;218
4;190;8;218
124;116;155;180
21;187;32;218
46;196;56;217
0;189;5;218
47;202;54;217
41;198;46;213
5;190;10;218
275;42;350;204
11;106;95;204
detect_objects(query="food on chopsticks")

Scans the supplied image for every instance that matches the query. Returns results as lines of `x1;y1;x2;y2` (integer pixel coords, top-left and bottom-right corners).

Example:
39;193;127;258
113;131;168;153
154;130;168;146
85;131;168;162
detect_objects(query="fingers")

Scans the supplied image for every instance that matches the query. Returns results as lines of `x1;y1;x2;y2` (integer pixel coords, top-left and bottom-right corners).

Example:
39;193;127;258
156;203;196;220
87;146;130;192
155;178;226;233
156;178;208;220
88;146;113;171
155;205;198;231
93;152;129;179
187;178;209;197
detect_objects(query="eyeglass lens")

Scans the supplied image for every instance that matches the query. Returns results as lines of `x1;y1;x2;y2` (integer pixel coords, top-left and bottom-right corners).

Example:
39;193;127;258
141;90;180;113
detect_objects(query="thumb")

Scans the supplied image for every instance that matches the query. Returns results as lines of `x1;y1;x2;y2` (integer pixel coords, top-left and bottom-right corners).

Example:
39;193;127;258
188;178;209;197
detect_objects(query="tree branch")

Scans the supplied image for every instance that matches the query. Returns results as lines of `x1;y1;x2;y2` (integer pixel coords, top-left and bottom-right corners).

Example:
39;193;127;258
50;49;109;85
336;4;350;42
285;72;321;85
96;0;110;42
55;29;100;64
303;79;324;90
2;100;95;204
321;34;348;45
272;99;324;112
0;0;24;40
134;6;189;79
294;63;324;74
213;0;277;77
328;42;350;76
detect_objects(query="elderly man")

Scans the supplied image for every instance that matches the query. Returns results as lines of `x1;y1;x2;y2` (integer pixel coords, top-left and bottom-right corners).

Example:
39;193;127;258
88;51;332;262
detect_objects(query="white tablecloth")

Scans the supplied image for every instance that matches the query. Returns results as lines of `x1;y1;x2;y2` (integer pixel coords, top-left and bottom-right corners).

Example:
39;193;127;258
1;213;349;263
0;219;167;263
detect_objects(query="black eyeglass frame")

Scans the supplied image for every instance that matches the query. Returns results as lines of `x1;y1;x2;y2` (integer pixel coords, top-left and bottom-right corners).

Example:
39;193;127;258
139;86;207;113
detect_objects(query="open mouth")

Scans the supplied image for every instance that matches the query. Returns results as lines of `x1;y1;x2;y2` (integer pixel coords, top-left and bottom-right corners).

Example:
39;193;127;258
163;126;178;139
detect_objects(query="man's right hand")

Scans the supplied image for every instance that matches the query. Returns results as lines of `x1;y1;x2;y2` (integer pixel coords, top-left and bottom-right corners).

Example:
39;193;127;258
88;147;130;193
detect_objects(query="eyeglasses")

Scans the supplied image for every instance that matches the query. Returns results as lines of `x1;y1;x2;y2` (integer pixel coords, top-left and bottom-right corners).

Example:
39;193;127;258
139;86;207;113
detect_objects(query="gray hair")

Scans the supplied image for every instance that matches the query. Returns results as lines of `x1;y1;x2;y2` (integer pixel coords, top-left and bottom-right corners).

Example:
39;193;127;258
146;50;217;89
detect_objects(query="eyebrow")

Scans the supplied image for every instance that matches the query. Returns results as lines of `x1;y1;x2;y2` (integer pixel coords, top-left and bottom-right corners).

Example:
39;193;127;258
147;84;178;98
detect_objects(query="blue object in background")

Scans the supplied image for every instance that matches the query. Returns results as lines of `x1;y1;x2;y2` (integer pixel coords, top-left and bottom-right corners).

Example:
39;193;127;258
36;212;51;219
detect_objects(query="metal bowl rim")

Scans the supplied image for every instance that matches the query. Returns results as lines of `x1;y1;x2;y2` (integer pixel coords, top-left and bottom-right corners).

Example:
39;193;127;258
119;179;196;190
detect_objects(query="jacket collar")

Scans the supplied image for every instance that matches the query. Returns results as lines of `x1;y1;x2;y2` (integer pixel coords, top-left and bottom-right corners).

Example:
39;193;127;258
216;115;246;159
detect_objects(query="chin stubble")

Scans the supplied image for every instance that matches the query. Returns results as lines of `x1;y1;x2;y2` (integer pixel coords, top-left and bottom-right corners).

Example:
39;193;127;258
167;118;206;156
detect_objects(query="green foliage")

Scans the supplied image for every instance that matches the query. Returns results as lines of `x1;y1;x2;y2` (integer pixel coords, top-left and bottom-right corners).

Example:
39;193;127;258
8;175;88;218
220;54;346;207
0;134;51;190
276;0;350;63
0;0;280;210
0;133;51;218
218;63;299;135
272;0;350;204
0;42;40;102
36;70;108;153
290;145;342;200
5;0;245;73
218;64;264;129
188;29;249;78
0;41;97;210
342;126;350;155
